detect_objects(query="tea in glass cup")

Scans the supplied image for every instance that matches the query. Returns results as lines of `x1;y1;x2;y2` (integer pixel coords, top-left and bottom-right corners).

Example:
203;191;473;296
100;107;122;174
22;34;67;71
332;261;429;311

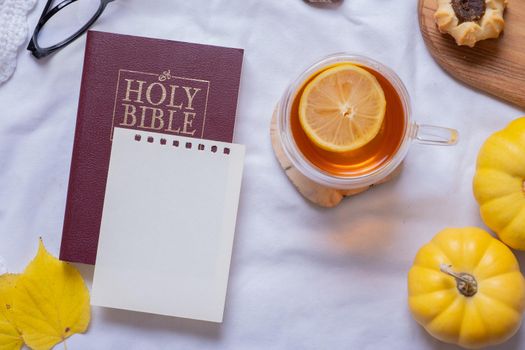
276;53;458;189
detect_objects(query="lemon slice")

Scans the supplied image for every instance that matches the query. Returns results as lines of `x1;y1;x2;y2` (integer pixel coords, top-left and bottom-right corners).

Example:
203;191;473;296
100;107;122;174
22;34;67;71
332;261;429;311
298;64;387;153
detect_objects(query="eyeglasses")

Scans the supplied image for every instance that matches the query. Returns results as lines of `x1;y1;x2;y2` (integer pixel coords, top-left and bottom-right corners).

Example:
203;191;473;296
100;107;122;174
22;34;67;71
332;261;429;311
28;0;115;59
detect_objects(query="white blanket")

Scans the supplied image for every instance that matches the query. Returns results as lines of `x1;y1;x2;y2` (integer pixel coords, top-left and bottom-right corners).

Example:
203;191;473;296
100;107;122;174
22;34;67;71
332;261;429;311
0;0;36;83
0;0;523;349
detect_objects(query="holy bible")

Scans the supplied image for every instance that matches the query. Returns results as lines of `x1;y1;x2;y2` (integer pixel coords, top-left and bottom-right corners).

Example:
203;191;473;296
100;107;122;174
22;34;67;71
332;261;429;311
60;31;243;264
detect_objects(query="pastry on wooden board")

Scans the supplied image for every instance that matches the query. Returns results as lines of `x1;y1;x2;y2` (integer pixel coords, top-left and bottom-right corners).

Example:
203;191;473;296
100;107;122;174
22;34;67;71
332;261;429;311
434;0;507;47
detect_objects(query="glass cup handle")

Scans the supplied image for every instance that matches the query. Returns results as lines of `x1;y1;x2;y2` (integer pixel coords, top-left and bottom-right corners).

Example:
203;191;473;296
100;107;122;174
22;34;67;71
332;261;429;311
414;124;459;146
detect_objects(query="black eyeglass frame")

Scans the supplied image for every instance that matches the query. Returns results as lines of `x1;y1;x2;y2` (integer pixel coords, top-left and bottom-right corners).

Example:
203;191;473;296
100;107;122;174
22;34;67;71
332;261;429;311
28;0;114;59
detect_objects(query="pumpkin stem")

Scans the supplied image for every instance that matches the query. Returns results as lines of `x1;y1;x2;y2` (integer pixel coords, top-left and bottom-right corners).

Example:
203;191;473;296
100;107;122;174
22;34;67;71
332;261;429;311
440;264;478;297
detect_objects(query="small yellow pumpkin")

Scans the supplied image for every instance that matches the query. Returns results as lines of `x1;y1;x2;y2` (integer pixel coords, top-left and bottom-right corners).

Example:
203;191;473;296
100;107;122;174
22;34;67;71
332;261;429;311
408;227;525;349
473;117;525;250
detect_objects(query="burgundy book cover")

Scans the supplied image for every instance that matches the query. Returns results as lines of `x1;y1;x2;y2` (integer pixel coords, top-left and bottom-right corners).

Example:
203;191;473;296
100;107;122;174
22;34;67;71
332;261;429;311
60;31;244;265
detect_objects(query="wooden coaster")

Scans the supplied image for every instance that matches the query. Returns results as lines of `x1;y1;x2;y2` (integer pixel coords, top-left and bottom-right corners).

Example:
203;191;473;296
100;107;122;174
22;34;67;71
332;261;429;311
270;110;402;208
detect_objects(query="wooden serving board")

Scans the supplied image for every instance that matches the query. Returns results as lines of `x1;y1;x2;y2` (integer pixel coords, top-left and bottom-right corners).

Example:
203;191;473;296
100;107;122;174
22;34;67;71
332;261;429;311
418;0;525;108
270;110;402;208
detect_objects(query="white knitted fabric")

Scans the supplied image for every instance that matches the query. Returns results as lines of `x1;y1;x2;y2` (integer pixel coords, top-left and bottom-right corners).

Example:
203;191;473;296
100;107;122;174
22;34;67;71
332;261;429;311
0;0;37;84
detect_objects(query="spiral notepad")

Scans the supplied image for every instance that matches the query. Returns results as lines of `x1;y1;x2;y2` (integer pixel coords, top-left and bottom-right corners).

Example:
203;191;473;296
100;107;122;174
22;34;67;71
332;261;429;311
91;127;245;322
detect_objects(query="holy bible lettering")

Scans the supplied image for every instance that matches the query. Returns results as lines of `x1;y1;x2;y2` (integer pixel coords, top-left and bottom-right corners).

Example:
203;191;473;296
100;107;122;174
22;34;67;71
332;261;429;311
113;71;210;139
120;79;202;136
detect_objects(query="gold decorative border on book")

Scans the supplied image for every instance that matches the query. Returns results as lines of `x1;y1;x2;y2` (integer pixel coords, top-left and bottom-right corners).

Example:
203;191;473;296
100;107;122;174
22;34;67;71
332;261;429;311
110;69;211;141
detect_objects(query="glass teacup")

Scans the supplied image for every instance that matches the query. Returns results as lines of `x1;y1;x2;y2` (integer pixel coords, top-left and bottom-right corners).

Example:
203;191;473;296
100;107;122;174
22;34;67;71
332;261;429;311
276;53;458;189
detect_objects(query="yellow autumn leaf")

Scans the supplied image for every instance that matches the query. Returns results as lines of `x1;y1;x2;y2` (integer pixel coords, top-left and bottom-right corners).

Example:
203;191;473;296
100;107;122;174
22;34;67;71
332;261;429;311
12;240;90;350
0;274;23;350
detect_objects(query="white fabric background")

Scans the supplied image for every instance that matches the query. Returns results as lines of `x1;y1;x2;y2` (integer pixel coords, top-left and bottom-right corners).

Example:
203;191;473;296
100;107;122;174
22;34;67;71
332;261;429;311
0;0;524;349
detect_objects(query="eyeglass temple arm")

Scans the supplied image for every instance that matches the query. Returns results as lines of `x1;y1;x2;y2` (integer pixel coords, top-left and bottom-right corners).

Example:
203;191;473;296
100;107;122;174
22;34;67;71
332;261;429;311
28;0;112;59
28;0;82;56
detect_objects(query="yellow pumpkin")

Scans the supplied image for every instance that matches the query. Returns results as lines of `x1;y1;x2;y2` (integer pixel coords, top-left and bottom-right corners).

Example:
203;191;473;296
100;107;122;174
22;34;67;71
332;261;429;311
408;227;525;349
473;117;525;250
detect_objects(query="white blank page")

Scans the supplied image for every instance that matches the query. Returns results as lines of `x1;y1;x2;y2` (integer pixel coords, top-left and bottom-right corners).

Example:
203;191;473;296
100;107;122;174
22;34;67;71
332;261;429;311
92;127;245;322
